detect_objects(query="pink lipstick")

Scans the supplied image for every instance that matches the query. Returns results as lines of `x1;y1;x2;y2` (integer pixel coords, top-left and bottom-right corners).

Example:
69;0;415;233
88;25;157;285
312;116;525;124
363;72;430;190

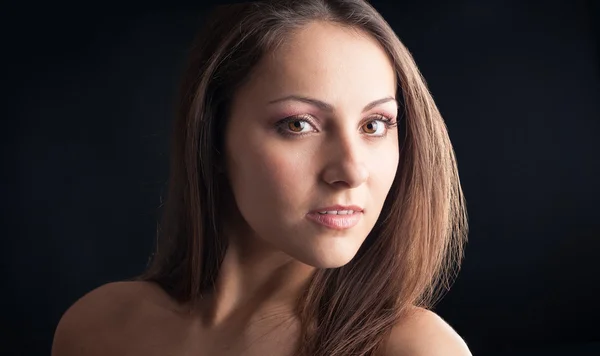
306;205;363;230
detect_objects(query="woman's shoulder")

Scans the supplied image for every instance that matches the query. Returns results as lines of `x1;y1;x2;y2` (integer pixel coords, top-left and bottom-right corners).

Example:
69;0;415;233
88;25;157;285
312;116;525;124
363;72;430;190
384;307;473;356
51;280;174;356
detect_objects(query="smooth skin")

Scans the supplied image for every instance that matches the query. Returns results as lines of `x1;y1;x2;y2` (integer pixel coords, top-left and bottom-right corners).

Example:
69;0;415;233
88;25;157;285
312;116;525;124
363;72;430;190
52;21;472;356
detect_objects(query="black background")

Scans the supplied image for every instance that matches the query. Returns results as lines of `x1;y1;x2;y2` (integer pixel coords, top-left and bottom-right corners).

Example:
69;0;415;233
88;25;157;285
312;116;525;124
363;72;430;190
2;0;599;355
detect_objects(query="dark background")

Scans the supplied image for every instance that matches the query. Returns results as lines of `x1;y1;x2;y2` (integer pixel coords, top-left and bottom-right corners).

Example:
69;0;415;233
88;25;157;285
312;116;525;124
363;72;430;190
2;0;599;355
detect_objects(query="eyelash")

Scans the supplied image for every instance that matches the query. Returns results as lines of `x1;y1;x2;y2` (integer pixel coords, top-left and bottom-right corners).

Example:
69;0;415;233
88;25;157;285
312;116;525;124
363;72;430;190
275;114;398;138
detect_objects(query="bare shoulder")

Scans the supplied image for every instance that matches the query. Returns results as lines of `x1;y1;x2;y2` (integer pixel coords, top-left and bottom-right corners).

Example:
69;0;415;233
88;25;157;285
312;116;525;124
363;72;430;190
384;307;472;356
51;280;169;356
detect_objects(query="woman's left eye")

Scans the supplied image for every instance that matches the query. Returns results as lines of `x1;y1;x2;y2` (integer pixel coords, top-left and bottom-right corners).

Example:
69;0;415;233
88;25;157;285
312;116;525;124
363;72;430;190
361;116;395;136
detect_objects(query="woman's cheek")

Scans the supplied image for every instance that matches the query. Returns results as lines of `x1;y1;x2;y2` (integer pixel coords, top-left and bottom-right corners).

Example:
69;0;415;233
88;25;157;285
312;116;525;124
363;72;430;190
259;143;314;187
379;156;400;199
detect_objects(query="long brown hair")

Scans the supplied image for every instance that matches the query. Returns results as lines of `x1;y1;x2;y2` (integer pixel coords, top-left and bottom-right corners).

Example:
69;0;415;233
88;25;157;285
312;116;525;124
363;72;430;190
137;0;468;355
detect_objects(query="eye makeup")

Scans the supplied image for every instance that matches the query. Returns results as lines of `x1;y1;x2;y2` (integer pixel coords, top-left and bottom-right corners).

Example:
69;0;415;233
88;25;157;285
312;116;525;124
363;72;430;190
274;114;319;138
274;113;398;138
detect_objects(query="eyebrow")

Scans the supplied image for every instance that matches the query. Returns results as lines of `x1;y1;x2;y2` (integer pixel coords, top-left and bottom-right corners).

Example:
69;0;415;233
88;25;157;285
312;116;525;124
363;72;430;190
268;95;398;113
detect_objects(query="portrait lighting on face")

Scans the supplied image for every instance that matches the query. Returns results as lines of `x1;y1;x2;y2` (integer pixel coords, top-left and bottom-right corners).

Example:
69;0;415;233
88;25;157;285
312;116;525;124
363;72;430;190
50;1;470;356
223;21;400;269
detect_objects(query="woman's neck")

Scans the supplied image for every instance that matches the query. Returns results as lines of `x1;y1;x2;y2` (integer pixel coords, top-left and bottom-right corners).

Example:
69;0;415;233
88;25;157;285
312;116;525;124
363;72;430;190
198;227;315;331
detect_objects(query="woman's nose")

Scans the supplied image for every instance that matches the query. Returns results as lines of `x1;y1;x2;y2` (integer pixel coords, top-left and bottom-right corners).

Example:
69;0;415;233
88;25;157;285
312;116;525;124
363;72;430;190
320;135;369;189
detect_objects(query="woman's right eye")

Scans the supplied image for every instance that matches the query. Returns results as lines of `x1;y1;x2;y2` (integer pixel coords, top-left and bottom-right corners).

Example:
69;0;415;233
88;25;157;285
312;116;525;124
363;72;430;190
276;116;317;136
287;120;309;132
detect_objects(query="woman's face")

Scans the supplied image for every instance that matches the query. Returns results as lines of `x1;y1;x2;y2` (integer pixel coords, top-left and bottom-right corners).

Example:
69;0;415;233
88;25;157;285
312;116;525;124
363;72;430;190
224;21;399;268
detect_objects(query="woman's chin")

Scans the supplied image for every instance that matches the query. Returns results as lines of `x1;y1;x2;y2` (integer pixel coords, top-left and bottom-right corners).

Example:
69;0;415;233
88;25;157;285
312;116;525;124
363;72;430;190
289;243;361;269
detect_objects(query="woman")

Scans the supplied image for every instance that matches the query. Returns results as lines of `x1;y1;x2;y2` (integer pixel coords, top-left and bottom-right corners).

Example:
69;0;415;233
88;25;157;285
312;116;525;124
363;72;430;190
52;0;470;355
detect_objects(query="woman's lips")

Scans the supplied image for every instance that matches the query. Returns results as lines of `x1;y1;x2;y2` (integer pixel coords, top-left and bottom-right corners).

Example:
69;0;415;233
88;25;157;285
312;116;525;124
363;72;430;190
305;211;362;230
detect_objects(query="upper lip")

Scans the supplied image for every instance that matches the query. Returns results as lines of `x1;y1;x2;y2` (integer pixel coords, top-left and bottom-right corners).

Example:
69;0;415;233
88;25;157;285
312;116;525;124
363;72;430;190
309;204;364;213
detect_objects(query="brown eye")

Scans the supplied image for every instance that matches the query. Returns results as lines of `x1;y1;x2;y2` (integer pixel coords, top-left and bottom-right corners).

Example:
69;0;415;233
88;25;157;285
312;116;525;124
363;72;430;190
288;120;306;132
362;120;380;134
276;116;317;137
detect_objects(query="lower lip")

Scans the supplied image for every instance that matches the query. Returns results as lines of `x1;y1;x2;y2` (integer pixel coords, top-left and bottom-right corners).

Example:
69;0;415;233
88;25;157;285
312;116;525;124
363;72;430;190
305;212;362;230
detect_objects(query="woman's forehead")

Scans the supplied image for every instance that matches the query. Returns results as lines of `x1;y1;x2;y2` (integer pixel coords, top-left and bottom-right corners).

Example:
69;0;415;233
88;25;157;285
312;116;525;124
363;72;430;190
238;21;397;110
